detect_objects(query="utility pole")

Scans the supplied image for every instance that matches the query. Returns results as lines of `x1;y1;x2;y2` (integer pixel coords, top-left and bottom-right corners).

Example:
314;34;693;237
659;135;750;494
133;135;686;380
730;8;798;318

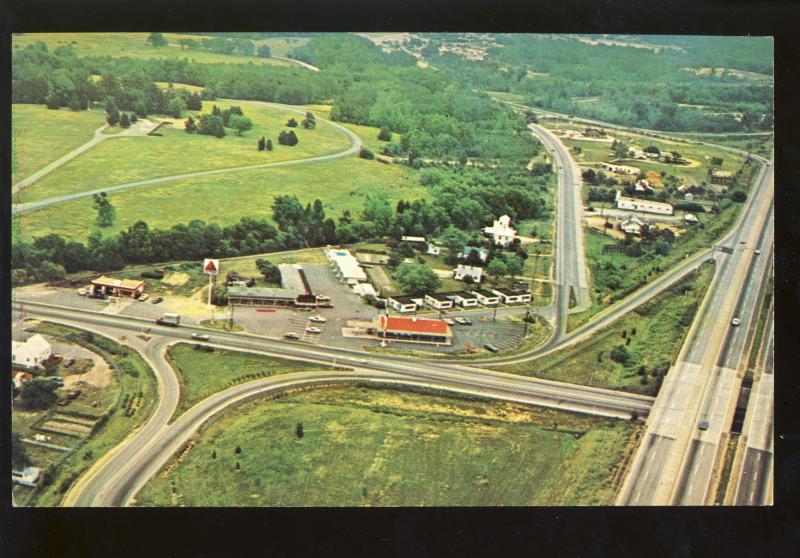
228;302;235;330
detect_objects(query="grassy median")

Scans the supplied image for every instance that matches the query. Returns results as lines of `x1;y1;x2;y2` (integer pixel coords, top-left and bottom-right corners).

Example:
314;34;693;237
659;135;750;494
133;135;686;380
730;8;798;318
137;385;639;506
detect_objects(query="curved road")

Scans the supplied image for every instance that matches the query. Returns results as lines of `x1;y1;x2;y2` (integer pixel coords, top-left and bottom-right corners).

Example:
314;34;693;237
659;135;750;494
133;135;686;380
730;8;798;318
13;101;362;215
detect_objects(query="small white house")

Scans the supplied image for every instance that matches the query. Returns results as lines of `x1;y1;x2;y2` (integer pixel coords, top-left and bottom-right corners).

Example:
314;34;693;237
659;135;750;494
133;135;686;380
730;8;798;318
453;264;484;283
492;288;532;305
12;334;51;369
473;289;500;306
426;243;442;256
684;213;699;224
424;293;454;311
684;192;694;201
387;295;423;313
483;215;517;247
621;217;645;236
446;292;479;308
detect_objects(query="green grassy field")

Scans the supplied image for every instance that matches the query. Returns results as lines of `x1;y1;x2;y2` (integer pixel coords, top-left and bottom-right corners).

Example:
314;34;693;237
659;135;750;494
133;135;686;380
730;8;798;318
221;248;330;277
17;100;352;204
12;33;294;67
301;104;391;154
136;386;639;506
18;156;424;242
494;262;715;395
20;322;158;506
12;104;105;186
166;344;323;419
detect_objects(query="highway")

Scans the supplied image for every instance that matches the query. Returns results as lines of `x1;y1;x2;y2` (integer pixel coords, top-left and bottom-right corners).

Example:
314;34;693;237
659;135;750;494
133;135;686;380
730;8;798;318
528;123;590;340
616;152;773;505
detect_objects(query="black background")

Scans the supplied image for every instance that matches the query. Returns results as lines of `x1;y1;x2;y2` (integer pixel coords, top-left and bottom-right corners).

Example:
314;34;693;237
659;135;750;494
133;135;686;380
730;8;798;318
1;0;798;556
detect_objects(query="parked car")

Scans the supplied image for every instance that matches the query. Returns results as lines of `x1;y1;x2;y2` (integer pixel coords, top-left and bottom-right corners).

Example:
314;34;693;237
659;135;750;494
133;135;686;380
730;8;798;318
461;317;473;325
443;318;456;326
305;326;322;334
191;333;209;341
77;288;87;296
454;317;468;325
63;358;75;368
316;295;330;302
484;344;500;353
698;419;710;431
731;318;741;327
138;293;149;302
284;332;301;340
754;249;761;255
150;296;164;304
309;315;326;323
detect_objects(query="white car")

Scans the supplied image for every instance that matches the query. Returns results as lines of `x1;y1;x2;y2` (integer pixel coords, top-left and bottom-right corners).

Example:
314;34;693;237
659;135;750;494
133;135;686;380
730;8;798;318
305;326;322;334
316;295;330;302
443;318;456;326
309;315;326;323
731;318;741;327
138;293;149;302
191;333;209;341
77;288;87;296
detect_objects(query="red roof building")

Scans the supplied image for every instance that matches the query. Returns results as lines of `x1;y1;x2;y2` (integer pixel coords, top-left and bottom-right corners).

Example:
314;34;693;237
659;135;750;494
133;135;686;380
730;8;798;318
376;315;453;345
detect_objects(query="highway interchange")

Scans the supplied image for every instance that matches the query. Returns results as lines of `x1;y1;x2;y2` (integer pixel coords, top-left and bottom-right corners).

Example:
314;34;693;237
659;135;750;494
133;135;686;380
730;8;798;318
13;105;773;506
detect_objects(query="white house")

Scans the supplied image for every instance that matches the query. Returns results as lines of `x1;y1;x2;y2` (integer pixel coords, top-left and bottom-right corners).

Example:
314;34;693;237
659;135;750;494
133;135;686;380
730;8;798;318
12;334;51;368
426;243;442;256
684;213;699;224
492;288;532;305
615;190;674;216
473;289;500;306
602;162;641;175
387;295;423;313
453;264;484;283
483;215;517;247
461;246;489;263
401;235;427;244
684;192;694;201
424;293;454;311
445;291;479;308
621;217;645;236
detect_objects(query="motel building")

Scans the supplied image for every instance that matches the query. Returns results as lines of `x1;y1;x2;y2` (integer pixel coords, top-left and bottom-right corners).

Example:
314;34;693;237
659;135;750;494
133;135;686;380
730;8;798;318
374;315;453;345
387;295;424;313
424;293;454;311
91;276;145;298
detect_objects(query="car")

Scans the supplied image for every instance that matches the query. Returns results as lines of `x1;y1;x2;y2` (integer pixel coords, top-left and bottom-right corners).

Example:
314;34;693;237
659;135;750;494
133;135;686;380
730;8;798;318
740;240;746;244
77;288;87;296
309;315;326;323
316;295;330;302
698;419;710;431
484;344;500;353
284;332;301;340
754;249;761;255
138;293;149;302
63;358;75;368
305;326;322;334
443;318;456;326
191;333;209;341
298;306;312;312
731;318;741;327
454;317;468;325
150;297;164;304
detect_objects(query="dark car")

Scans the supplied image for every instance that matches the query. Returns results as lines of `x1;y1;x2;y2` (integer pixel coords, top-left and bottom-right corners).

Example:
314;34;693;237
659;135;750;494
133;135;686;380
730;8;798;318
484;344;500;353
150;297;164;304
284;332;301;340
63;358;75;368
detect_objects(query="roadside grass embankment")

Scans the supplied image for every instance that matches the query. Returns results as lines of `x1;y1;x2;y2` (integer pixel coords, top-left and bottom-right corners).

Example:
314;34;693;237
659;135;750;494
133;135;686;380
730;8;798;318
494;262;715;395
137;385;639;506
18;322;157;507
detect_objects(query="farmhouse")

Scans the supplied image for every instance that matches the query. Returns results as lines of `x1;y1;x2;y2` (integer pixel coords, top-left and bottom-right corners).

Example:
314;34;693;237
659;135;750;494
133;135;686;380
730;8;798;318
326;247;368;285
374;315;453;345
90;276;145;298
492;288;532;305
425;293;454;310
620;216;645;236
12;334;52;369
483;215;517;247
445;291;479;308
226;265;312;307
387;295;424;313
710;170;735;185
473;289;500;306
615;190;674;216
461;246;489;263
602;162;641;175
453;264;484;283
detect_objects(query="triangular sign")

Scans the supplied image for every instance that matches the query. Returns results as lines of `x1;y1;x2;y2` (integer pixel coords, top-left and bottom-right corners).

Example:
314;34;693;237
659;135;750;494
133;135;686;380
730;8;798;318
204;260;217;272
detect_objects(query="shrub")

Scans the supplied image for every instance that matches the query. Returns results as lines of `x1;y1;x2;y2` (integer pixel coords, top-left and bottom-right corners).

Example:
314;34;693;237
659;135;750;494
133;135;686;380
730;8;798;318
610;345;629;364
141;270;165;279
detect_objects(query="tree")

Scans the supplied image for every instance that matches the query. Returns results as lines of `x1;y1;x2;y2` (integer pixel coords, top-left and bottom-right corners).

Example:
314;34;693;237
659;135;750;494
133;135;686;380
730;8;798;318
439;226;469;256
36;261;67;282
644;145;661;155
394;263;441;294
266;139;273;151
20;379;58;410
67;94;82;111
120;113;131;128
378;126;392;141
257;44;272;58
255;258;281;283
295;422;304;439
146;32;168;47
229;114;253;136
12;432;31;470
358;147;375;159
105;99;119;126
302;112;316;129
730;190;747;203
258;136;266;151
486;258;507;282
167;97;187;118
184;115;197;133
610;345;629;364
278;130;299;146
505;256;524;282
198;115;225;138
130;113;138;123
93;192;116;227
286;118;298;128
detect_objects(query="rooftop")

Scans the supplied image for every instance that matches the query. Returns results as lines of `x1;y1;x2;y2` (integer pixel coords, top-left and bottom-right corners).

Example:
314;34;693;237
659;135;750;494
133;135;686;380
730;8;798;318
388;294;423;304
379;315;452;336
474;289;500;298
92;275;144;290
228;264;308;299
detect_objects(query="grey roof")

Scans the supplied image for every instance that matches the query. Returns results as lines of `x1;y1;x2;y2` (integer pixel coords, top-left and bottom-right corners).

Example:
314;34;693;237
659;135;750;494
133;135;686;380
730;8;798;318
228;264;307;300
474;289;499;298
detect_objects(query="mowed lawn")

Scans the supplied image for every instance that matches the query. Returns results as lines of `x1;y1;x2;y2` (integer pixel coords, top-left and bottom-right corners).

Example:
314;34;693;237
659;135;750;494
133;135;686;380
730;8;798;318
12;104;105;185
18;157;425;242
166;344;323;418
18;100;353;204
12;33;295;67
136;386;638;506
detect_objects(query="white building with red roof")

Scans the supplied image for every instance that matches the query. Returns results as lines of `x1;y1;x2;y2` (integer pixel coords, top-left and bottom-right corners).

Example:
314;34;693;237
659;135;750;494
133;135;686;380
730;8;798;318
374;315;453;345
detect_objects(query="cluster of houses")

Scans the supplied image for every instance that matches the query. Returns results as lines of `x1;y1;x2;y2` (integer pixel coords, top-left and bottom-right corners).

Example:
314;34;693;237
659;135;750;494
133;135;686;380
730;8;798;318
12;334;52;370
387;286;531;313
626;148;688;164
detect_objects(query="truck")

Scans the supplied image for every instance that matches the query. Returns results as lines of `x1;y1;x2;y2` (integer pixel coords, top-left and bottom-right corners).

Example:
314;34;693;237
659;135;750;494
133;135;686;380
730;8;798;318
155;313;180;327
